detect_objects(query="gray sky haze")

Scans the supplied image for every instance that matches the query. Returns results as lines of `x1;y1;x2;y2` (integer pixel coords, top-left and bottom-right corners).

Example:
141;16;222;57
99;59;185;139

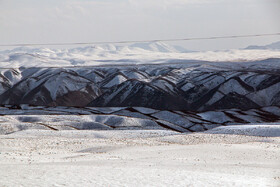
0;0;280;50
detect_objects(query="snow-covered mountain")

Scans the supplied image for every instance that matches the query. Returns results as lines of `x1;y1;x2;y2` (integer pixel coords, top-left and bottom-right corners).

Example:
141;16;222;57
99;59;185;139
1;59;280;111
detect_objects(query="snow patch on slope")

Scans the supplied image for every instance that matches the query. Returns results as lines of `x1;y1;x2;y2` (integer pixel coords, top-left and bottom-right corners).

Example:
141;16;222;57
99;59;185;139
103;75;127;88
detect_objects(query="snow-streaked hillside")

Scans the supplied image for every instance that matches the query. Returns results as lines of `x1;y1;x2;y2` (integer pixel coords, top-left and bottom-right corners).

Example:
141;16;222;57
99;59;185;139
1;60;280;111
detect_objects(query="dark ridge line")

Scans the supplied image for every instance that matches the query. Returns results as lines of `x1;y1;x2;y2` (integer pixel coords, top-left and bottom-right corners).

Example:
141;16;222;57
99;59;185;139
139;110;194;133
100;123;116;129
36;122;59;131
257;109;280;121
91;70;106;79
154;121;186;133
188;123;209;131
61;125;80;130
223;112;249;124
115;107;191;132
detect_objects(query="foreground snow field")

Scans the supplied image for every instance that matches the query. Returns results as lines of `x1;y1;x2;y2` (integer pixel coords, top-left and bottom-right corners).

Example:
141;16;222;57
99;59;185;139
0;129;280;187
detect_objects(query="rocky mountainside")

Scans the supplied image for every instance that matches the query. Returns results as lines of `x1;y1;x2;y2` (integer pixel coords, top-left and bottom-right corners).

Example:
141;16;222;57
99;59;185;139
1;60;280;111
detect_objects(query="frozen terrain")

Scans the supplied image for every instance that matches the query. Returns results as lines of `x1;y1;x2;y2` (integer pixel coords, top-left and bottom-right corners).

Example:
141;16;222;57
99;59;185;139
1;42;280;186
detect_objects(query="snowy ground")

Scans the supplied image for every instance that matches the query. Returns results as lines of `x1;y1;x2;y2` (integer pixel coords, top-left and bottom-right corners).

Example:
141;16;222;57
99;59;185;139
1;128;280;187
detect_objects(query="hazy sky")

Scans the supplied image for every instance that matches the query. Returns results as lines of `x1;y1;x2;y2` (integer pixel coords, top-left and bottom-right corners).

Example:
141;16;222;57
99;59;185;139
1;0;280;50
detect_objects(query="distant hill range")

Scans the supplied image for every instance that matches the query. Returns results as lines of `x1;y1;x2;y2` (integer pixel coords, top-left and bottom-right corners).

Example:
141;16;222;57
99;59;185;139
245;41;280;50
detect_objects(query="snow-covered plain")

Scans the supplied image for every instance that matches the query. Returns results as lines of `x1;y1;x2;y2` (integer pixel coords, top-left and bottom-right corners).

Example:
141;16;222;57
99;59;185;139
1;129;280;187
1;42;280;68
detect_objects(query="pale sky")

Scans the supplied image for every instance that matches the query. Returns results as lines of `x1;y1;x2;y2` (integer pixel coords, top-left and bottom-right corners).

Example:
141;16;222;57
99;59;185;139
0;0;280;50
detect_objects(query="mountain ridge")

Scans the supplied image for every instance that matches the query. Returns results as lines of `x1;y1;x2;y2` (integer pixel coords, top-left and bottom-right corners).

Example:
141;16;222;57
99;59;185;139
1;61;280;111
